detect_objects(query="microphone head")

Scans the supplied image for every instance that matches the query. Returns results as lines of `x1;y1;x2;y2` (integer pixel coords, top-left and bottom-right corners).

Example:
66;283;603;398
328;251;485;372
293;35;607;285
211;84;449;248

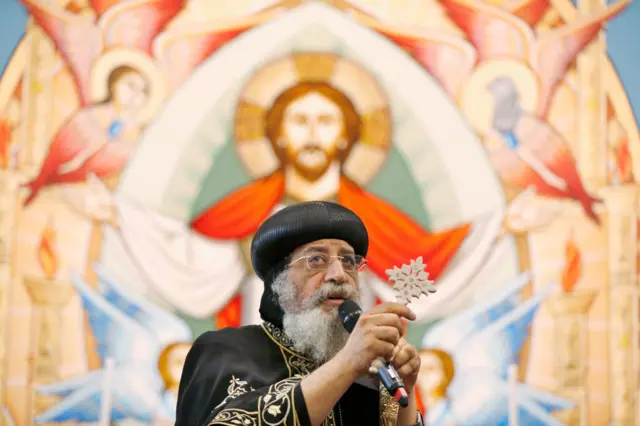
338;300;362;333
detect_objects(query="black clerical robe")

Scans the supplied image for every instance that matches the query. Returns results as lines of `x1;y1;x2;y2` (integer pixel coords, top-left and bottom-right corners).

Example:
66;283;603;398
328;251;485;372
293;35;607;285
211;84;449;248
176;322;400;426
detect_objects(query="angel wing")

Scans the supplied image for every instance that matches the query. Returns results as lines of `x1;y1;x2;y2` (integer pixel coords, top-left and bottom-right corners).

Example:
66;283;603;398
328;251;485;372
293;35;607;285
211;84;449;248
486;144;570;200
517;385;575;413
22;108;105;206
34;366;164;423
421;272;531;353
88;0;125;17
50;134;138;186
504;0;550;27
152;9;280;89
446;372;571;426
531;0;630;117
438;0;535;62
20;0;103;106
22;0;185;105
375;29;477;98
71;272;163;367
36;370;103;400
34;371;125;423
455;282;554;379
97;0;187;54
93;262;193;346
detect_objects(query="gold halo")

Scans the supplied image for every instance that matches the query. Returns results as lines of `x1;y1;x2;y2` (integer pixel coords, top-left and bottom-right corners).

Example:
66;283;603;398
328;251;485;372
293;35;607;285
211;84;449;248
90;48;167;123
459;59;539;135
234;53;391;183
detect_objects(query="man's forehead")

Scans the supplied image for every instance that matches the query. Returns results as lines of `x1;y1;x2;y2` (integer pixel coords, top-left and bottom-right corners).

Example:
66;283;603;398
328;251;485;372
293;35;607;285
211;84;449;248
296;239;354;254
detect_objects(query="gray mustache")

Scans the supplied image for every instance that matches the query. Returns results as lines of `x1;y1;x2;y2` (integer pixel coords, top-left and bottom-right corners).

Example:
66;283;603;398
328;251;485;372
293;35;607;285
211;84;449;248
308;283;358;306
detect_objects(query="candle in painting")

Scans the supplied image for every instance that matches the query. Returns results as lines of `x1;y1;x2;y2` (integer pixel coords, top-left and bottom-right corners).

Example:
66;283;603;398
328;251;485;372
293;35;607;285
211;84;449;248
23;221;73;387
561;234;582;293
38;220;57;281
0;118;11;170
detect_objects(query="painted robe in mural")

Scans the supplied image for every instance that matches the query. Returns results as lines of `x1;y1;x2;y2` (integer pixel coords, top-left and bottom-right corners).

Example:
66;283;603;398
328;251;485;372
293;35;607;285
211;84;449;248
191;173;471;282
176;322;397;426
110;171;481;326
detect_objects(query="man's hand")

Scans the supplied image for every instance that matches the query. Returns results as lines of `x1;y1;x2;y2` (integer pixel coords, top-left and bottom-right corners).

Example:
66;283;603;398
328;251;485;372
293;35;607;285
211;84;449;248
301;303;416;426
391;338;420;392
336;302;416;377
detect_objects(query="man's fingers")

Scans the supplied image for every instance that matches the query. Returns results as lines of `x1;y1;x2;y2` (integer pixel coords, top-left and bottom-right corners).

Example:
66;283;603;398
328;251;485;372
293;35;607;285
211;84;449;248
391;347;411;368
367;313;404;336
372;341;395;361
368;302;416;321
391;344;400;361
396;362;418;378
395;354;421;377
373;326;401;345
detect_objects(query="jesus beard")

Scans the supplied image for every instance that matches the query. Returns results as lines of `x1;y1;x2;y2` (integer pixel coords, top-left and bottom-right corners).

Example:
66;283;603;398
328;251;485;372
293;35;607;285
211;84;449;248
271;269;360;364
286;144;336;182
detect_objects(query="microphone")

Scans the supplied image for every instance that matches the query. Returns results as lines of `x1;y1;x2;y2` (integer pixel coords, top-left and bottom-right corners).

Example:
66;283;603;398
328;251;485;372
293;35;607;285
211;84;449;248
338;300;410;407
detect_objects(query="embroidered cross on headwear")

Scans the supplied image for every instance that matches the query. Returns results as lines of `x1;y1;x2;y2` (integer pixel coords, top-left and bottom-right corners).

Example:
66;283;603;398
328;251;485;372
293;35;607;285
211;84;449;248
385;256;436;305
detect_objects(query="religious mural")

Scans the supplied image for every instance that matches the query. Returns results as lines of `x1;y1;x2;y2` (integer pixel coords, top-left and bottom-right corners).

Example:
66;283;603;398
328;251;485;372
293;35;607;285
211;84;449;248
0;0;638;425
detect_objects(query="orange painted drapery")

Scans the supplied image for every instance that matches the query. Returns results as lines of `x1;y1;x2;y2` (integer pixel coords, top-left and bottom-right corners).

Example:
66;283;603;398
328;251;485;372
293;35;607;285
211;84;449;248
338;177;470;282
190;172;470;328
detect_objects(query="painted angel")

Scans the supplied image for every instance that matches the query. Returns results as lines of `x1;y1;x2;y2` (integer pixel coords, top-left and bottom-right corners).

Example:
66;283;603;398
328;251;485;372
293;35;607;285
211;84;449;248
20;0;187;206
20;0;291;207
418;272;573;425
34;262;192;423
385;0;629;224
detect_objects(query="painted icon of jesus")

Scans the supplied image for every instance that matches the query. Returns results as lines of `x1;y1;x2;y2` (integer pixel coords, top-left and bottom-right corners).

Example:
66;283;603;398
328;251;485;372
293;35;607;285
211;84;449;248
68;54;495;329
190;76;472;323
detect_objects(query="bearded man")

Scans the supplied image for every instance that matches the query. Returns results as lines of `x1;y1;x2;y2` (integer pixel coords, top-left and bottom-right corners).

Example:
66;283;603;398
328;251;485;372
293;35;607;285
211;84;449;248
176;201;424;426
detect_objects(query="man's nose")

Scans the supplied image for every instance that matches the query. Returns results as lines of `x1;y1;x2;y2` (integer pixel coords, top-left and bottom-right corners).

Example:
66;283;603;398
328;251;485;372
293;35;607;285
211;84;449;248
324;259;347;284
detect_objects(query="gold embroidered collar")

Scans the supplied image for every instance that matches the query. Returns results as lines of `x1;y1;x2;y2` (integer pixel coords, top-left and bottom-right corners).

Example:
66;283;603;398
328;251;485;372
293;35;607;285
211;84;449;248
261;322;314;360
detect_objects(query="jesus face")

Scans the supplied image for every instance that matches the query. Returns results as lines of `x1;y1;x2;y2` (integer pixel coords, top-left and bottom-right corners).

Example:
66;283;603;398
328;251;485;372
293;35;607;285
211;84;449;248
280;92;345;181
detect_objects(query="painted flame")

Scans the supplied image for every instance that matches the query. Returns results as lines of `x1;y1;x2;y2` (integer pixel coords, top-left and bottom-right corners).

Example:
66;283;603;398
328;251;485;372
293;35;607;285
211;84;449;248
38;221;58;280
0;118;11;169
614;137;634;184
561;235;582;293
608;119;634;184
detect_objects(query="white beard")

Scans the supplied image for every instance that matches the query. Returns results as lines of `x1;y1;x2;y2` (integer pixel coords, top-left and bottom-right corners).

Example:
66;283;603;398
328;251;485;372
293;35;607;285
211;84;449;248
272;270;360;363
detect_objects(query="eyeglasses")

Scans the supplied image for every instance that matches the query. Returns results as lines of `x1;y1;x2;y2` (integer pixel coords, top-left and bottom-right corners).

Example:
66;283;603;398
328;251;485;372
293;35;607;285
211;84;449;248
289;254;368;273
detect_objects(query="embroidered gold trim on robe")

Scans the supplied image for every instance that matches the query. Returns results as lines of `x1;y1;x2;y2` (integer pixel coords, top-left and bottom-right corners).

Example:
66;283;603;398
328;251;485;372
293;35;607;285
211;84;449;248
211;322;391;426
379;385;400;426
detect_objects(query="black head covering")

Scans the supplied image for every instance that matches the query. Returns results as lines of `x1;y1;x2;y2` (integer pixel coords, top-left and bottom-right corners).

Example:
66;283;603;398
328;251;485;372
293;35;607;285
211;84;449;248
251;201;369;327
